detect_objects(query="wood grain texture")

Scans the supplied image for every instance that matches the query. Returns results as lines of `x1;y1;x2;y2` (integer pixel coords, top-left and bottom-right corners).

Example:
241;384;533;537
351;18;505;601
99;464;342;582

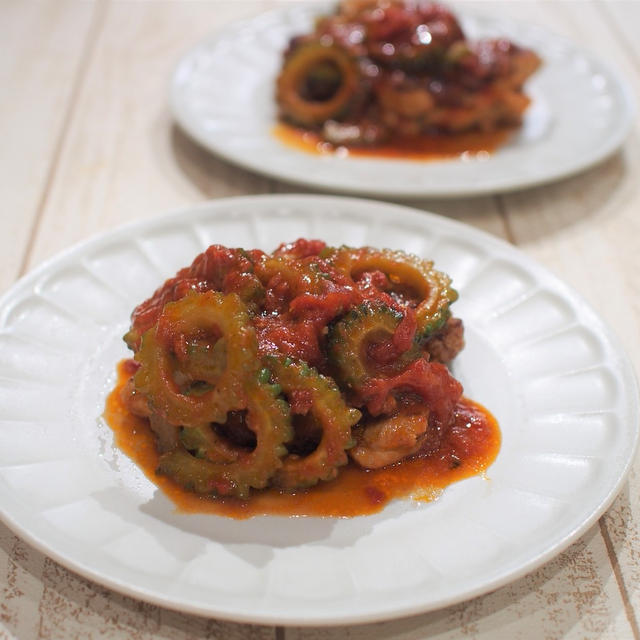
24;1;281;272
286;529;630;640
0;524;277;639
1;1;639;639
499;3;640;637
0;0;96;290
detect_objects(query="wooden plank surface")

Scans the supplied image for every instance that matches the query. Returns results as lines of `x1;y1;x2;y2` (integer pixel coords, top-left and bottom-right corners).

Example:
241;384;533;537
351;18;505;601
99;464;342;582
0;0;97;289
25;0;276;270
500;5;640;638
1;2;639;639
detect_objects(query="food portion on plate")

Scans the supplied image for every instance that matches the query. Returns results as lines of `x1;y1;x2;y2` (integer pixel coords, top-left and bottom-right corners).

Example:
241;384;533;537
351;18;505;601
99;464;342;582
275;0;541;154
106;238;499;517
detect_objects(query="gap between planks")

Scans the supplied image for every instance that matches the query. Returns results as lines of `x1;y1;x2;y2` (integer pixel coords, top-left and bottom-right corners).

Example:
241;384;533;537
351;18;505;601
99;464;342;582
599;518;640;639
587;3;640;637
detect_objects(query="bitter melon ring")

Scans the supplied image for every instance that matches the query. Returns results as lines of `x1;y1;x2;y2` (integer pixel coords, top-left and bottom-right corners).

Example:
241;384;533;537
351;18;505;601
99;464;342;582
276;41;361;127
124;246;265;351
328;302;421;395
255;254;336;294
156;380;292;498
329;247;458;339
254;255;337;315
133;291;258;427
266;356;361;489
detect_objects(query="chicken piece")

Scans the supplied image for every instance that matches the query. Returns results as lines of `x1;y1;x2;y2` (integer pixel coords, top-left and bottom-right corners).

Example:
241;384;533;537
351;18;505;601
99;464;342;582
466;39;541;89
375;73;436;119
350;410;430;469
424;316;464;364
120;376;151;418
148;414;180;453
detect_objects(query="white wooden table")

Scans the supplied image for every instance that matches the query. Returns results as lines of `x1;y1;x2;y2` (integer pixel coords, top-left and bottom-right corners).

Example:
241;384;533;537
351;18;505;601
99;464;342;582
1;1;639;638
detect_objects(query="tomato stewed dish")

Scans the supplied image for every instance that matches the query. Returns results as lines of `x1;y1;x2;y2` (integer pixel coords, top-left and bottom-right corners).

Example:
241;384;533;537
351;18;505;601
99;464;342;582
275;0;541;156
105;238;500;517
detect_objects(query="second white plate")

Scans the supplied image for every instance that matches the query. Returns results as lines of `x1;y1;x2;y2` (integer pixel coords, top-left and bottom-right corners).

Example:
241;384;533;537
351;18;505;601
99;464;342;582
0;195;637;625
170;2;635;198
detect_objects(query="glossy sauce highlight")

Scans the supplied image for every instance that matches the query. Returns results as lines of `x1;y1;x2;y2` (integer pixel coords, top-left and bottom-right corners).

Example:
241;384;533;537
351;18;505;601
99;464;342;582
273;122;514;161
104;360;501;519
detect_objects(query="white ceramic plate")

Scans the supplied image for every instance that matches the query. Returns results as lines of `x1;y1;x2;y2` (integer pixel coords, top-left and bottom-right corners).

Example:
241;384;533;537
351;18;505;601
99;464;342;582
170;3;635;198
0;195;637;625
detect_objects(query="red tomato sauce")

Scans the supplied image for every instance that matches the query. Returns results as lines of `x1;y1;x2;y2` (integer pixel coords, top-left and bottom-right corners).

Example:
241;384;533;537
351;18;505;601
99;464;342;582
273;122;514;161
104;360;501;519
